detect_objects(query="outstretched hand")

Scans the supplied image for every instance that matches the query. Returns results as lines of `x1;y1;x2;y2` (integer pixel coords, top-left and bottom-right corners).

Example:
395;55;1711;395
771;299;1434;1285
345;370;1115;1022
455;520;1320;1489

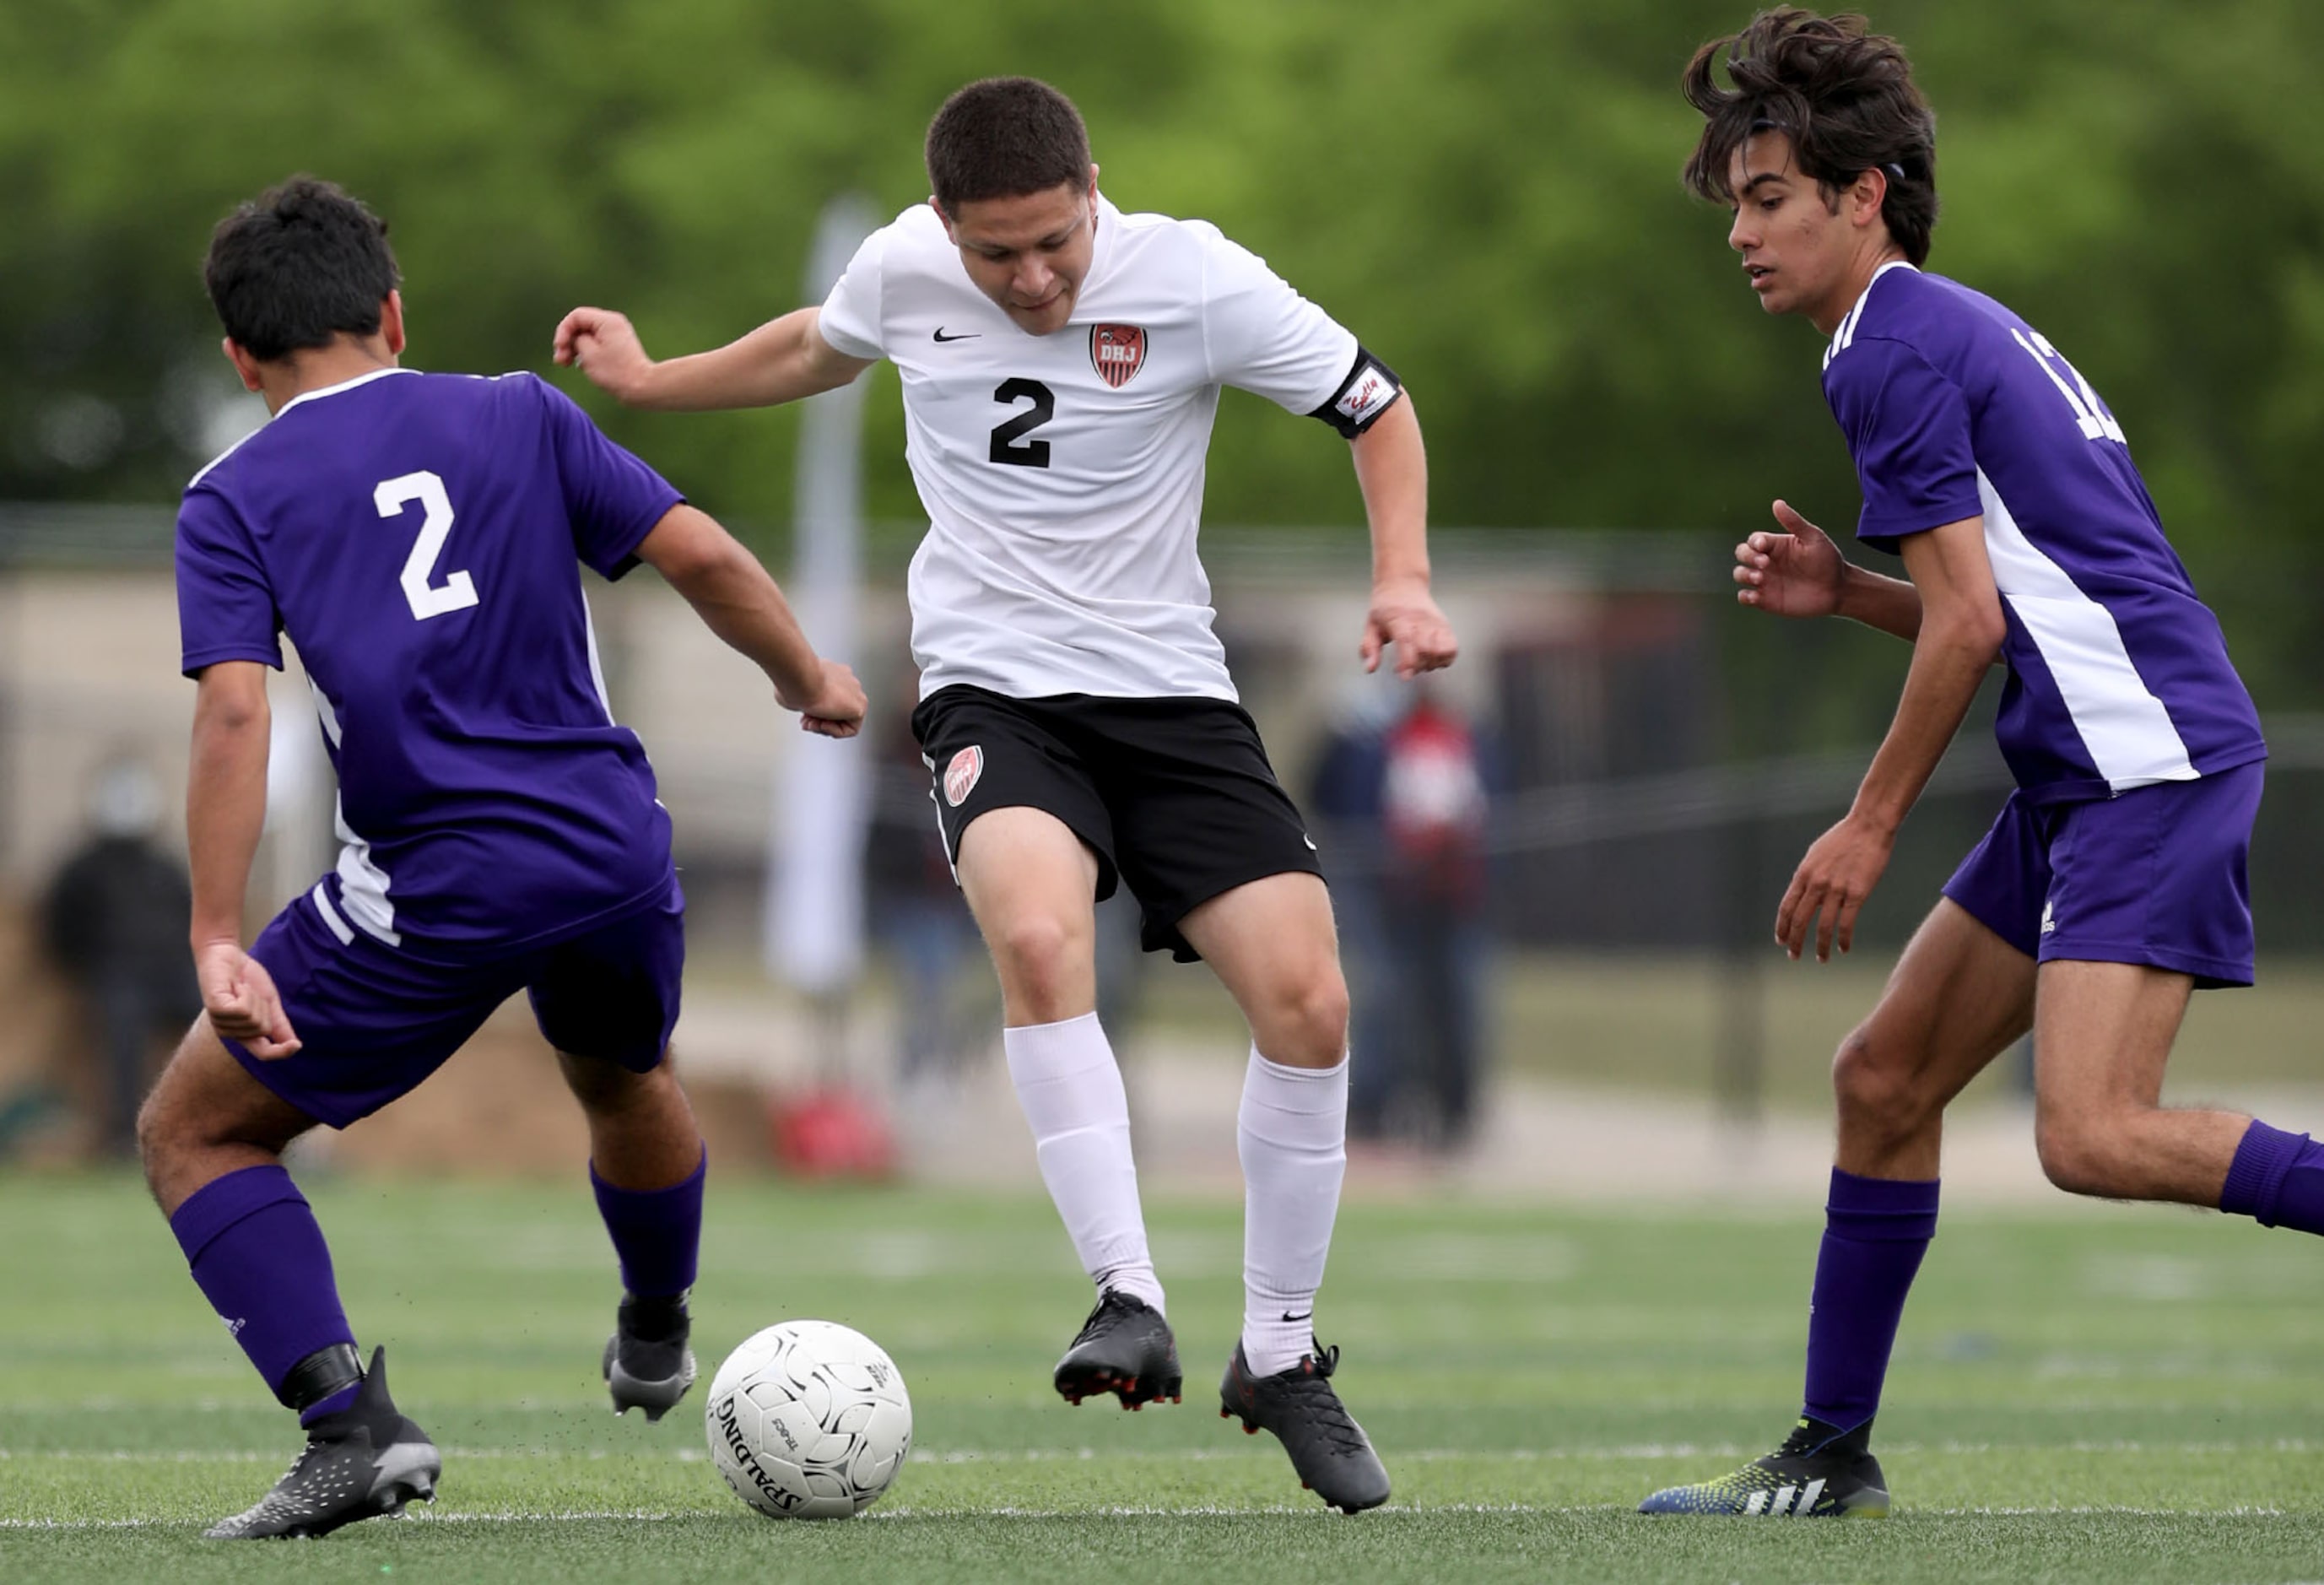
784;659;869;740
1360;576;1459;678
1734;500;1846;619
552;306;651;403
195;940;300;1058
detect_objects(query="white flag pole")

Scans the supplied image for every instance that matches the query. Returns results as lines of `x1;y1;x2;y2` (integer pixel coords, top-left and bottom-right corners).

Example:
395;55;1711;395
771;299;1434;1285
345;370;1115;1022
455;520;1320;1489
766;195;877;1029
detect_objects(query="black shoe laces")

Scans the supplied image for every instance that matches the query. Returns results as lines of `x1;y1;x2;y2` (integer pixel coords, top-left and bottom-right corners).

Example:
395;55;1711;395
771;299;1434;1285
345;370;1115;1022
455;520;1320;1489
1772;1415;1864;1461
1071;1291;1143;1347
1270;1346;1367;1456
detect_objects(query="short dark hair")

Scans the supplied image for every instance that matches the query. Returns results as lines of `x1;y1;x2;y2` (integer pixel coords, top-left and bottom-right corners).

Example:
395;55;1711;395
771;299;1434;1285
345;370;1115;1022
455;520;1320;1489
1682;8;1938;266
925;78;1092;216
203;176;400;361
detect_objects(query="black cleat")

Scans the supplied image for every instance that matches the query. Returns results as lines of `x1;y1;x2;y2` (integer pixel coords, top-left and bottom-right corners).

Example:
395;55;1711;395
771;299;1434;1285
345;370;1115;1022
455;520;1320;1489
1219;1339;1391;1513
1052;1291;1182;1409
603;1291;696;1421
205;1346;439;1539
1638;1415;1890;1517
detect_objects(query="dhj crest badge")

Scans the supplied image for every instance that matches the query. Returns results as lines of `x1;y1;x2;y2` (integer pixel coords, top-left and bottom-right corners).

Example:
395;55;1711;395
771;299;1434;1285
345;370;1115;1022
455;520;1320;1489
1089;324;1147;388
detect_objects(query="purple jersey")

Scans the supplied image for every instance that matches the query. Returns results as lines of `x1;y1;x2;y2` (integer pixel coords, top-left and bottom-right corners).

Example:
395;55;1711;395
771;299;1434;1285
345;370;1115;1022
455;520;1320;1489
1822;263;2266;803
176;367;684;949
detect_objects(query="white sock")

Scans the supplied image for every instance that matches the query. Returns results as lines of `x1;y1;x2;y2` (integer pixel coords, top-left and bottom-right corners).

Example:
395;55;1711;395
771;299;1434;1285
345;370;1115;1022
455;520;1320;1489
1237;1045;1348;1376
1003;1014;1165;1314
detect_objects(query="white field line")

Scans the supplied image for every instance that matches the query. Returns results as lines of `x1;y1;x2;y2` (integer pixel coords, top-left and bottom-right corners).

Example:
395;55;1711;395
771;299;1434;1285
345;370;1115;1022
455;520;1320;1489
8;1438;2324;1466
0;1502;2301;1532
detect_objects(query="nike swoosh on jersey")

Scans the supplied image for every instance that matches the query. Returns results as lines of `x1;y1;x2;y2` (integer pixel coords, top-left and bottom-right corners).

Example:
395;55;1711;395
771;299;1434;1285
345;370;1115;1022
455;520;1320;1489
932;327;980;342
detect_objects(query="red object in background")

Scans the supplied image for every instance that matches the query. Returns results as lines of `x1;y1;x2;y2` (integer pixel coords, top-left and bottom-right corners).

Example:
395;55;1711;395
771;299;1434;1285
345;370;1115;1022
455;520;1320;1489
767;1086;896;1180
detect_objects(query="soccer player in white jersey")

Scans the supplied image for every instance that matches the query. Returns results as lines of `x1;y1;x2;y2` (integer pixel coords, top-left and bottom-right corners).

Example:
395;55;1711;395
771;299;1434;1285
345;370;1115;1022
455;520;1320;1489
554;76;1454;1512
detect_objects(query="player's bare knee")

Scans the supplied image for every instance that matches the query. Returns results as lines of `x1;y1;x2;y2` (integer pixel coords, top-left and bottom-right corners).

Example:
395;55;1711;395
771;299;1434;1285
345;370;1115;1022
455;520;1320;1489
2035;1122;2107;1197
1258;968;1349;1069
1830;1027;1932;1145
987;912;1089;1018
558;1050;670;1116
135;1037;235;1202
132;1086;179;1198
2035;1109;2133;1198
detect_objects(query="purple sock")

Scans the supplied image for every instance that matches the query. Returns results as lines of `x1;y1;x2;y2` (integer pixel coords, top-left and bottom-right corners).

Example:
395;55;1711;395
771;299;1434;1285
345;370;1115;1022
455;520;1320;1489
1801;1167;1940;1434
168;1166;356;1414
2220;1120;2324;1235
591;1151;705;1297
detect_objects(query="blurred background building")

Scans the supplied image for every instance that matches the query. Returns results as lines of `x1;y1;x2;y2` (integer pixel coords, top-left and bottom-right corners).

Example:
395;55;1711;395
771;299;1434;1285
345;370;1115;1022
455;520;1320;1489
4;0;2323;1193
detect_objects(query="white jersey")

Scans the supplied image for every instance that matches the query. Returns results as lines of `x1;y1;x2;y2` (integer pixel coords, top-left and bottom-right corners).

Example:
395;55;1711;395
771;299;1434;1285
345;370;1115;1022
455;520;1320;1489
818;197;1399;701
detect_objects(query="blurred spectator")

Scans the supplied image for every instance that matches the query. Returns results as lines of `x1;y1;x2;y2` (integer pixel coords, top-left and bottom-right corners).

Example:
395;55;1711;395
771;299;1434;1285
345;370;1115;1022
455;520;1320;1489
863;692;983;1087
1311;684;1494;1151
1307;682;1397;1142
1376;686;1494;1150
41;760;200;1155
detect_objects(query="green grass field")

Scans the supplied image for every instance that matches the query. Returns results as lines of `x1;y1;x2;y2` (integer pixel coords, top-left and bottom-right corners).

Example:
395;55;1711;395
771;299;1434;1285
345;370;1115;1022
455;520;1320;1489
5;1171;2324;1583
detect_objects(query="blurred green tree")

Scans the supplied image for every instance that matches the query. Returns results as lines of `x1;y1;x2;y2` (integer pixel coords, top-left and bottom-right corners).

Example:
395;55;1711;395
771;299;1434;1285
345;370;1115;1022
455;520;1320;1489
5;0;2320;702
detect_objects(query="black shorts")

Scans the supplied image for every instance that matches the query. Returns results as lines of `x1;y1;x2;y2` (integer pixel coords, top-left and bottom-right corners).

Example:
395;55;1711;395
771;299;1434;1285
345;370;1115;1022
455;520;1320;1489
908;685;1325;962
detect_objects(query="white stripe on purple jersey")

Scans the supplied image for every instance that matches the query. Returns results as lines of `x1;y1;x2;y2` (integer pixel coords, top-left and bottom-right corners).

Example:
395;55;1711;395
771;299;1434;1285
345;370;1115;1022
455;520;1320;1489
1821;265;2264;803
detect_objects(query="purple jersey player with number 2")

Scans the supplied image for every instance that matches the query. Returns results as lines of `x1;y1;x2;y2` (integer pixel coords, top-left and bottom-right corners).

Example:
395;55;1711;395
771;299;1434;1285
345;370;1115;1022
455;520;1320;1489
140;177;866;1540
1641;11;2305;1519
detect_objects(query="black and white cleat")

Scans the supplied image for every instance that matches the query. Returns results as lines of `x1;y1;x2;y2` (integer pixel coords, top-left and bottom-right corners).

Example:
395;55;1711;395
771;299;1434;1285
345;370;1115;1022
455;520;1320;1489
205;1346;440;1540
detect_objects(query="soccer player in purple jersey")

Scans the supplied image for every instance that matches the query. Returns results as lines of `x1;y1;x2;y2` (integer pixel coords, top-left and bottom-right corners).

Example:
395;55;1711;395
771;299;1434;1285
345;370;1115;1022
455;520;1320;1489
138;177;866;1539
1641;10;2305;1517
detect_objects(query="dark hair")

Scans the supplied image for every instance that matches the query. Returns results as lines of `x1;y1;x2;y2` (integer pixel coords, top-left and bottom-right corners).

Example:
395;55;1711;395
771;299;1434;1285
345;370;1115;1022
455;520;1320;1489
1682;8;1938;265
203;176;400;361
925;77;1092;216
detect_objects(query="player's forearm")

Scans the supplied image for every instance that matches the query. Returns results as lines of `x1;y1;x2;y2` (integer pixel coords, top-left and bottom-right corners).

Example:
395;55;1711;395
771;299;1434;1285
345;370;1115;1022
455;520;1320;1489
1352;398;1430;587
1835;561;1924;642
626;310;865;412
667;538;826;701
1850;610;2002;834
186;684;271;949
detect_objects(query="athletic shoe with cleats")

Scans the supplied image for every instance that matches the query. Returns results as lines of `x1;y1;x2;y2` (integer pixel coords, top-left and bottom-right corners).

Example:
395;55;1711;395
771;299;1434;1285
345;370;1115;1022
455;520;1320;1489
603;1291;696;1421
1638;1415;1889;1517
1219;1339;1391;1514
205;1346;439;1539
1052;1290;1182;1409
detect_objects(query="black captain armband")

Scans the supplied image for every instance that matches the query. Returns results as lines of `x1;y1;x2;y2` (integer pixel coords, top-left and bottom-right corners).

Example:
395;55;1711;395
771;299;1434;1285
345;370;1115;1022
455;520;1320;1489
1307;348;1403;439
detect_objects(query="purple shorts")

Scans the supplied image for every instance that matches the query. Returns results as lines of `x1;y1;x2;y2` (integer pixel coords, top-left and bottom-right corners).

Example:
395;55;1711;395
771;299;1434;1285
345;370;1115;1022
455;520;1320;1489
1943;761;2262;989
224;877;685;1128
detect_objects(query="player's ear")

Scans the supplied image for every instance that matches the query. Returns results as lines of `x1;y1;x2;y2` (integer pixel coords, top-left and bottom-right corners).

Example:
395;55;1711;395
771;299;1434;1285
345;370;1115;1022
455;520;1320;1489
379;290;407;358
1851;167;1889;229
223;337;265;393
928;196;957;242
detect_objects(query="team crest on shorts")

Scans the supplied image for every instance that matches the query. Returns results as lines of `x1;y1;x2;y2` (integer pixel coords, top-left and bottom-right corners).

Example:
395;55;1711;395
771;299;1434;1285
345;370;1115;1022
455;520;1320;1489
1089;324;1147;388
943;745;985;808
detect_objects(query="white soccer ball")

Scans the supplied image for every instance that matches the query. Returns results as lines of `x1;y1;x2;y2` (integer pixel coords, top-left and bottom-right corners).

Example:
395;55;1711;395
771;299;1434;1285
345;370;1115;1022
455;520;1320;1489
704;1320;912;1520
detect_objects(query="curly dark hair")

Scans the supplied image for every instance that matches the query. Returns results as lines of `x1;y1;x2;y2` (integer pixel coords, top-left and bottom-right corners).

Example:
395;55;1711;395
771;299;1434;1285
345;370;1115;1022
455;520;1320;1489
204;176;400;361
925;77;1092;216
1681;8;1938;265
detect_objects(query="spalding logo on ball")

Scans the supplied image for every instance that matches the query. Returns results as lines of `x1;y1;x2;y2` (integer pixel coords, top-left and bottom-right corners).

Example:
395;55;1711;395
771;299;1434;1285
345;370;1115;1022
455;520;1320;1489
705;1320;912;1520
